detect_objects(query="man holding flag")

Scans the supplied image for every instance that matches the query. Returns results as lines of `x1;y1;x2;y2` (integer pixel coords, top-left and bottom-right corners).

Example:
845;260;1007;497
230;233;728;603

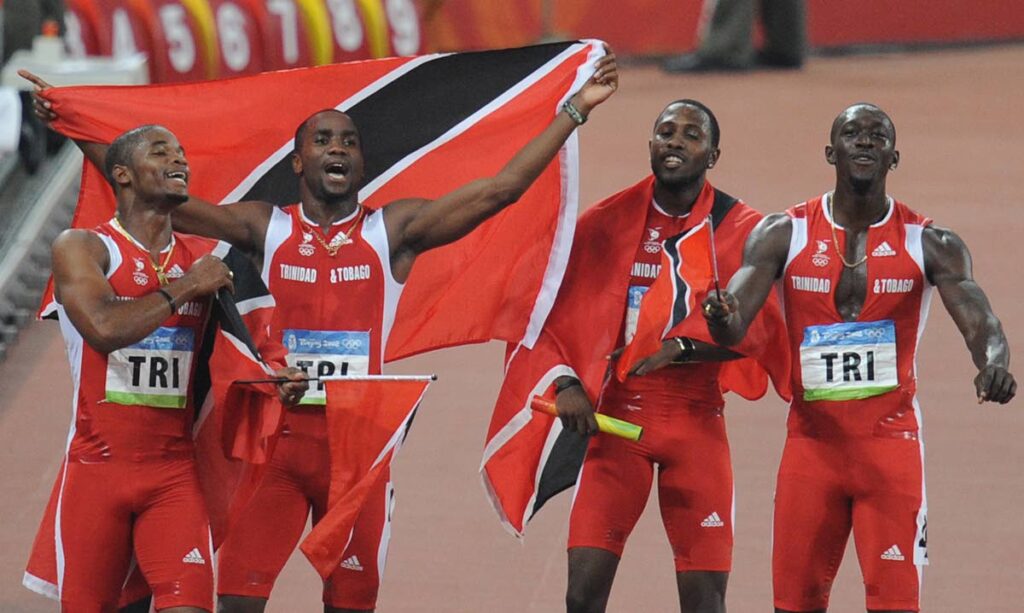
23;42;618;613
29;124;307;612
481;100;789;613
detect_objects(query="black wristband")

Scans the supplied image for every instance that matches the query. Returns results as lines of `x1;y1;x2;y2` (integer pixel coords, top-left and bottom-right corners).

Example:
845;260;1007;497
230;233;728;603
670;337;695;364
554;377;582;395
156;288;177;315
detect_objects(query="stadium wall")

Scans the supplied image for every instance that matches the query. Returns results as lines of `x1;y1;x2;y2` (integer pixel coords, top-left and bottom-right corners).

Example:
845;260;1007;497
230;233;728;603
423;0;1024;54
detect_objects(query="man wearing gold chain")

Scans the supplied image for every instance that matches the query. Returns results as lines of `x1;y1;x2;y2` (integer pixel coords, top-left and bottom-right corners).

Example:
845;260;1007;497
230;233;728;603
25;49;618;612
702;103;1016;613
36;125;306;611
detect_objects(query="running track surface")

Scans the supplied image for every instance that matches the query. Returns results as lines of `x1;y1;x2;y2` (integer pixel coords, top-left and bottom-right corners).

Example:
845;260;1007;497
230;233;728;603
2;46;1022;612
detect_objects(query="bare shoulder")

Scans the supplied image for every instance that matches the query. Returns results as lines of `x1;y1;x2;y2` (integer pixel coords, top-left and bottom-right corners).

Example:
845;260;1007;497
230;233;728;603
922;224;968;255
52;228;111;281
52;228;107;258
922;224;973;282
749;211;793;248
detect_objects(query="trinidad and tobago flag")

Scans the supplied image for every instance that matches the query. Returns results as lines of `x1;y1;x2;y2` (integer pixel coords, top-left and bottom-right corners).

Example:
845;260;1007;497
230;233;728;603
38;41;605;362
300;376;432;579
613;218;714;382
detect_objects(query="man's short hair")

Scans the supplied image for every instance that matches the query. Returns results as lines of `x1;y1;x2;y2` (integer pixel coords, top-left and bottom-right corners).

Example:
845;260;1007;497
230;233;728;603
658;99;721;148
830;103;896;143
294;109;351;152
104;125;161;187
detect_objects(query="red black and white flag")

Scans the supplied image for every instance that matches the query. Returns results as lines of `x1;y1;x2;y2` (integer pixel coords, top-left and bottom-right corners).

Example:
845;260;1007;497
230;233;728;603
614;219;714;381
300;376;432;579
39;41;605;362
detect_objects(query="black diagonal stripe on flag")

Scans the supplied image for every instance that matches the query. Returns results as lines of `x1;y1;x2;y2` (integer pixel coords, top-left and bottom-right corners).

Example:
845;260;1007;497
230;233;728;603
531;430;588;519
240;42;578;205
665;238;690;330
191;247;271;412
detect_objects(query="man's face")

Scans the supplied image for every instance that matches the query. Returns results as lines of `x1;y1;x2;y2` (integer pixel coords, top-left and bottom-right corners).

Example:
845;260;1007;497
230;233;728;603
649;104;719;189
122;128;190;204
293;111;365;201
826;106;898;189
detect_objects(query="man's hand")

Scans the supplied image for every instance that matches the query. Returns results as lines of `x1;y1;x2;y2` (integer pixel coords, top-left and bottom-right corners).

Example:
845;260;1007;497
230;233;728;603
570;46;619;116
555;382;598;436
275;367;309;406
624;338;684;377
702;290;738;328
183;255;234;296
975;365;1016;404
18;70;56;124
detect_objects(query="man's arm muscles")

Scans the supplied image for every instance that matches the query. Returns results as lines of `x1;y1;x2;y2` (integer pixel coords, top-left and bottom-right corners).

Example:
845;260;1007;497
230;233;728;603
53;230;232;353
924;226;1015;403
704;213;792;346
171;199;274;253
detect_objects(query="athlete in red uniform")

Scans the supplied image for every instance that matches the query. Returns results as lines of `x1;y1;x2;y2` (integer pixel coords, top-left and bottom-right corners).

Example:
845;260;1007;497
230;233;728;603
37;125;300;613
703;103;1016;613
31;52;615;613
556;101;759;613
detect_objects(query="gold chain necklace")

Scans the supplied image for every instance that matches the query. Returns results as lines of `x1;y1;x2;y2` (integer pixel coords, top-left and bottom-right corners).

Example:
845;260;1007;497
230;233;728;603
301;206;364;257
111;217;176;285
827;195;868;269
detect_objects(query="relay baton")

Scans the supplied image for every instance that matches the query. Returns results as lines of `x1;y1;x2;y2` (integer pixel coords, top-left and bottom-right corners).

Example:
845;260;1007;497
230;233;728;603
530;397;643;441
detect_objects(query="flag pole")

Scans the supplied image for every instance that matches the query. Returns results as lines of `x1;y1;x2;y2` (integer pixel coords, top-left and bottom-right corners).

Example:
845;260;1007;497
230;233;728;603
235;374;438;384
707;216;722;300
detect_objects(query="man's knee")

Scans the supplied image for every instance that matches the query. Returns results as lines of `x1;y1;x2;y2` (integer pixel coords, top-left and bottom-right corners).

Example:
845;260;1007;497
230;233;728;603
566;547;620;613
677;570;728;613
218;595;268;613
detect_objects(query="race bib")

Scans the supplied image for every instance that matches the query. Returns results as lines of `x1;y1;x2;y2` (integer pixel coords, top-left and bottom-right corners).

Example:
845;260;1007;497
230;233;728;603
624;286;648;344
105;326;194;408
800;320;898;401
283;329;370;405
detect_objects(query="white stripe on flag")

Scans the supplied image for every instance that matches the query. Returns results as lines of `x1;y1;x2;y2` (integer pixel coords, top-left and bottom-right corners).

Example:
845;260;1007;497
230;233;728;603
358;42;592;200
220;54;445;204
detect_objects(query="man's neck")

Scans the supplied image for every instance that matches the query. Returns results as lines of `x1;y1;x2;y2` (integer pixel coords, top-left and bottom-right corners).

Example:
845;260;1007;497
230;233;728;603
653;175;706;217
831;180;889;229
117;198;174;255
301;194;360;230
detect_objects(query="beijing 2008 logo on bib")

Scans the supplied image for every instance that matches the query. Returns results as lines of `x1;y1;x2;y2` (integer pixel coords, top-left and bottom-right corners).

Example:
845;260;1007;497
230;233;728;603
299;232;315;257
811;240;830;267
132;257;150;285
643;227;662;254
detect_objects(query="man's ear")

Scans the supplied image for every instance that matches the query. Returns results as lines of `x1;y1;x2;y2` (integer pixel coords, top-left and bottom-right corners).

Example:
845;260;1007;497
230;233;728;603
825;145;836;166
707;147;721;169
111;164;131;187
292;151;302;175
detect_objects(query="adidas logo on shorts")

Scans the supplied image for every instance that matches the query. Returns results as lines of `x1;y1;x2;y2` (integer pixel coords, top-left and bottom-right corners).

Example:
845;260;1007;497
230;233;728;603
341;555;364;571
700;512;725;528
182;548;206;565
871;241;897;257
880;544;906;561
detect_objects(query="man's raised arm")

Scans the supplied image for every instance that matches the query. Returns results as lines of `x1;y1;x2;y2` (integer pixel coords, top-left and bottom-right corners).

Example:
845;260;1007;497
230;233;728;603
19;70;273;253
383;48;619;281
923;225;1016;404
703;212;792;346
